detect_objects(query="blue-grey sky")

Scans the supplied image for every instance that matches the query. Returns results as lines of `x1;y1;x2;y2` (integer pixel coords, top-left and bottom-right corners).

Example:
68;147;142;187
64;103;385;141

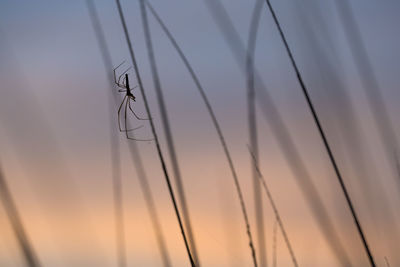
0;1;399;266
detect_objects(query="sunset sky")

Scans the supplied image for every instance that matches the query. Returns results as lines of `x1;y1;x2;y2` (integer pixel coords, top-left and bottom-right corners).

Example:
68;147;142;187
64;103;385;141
1;1;400;266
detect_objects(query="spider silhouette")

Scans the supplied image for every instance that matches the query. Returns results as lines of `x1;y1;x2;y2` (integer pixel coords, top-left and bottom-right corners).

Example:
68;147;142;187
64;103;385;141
113;61;151;141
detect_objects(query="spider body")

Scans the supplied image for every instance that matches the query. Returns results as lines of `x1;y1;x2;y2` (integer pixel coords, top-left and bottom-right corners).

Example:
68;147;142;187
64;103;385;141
113;62;151;141
124;73;135;99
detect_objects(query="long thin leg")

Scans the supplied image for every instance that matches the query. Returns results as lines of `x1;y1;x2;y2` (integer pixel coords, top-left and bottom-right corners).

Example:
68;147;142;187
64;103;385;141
124;100;152;141
128;98;149;120
114;61;126;85
124;125;144;132
118;95;127;132
118;95;142;132
126;135;154;142
122;75;127;88
118;67;132;86
124;99;129;139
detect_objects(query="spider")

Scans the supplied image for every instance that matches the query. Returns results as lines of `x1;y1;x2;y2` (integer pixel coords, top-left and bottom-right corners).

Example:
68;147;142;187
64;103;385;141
113;61;151;141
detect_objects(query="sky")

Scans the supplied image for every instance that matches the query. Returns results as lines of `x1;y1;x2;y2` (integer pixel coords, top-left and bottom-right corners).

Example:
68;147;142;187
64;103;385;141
0;0;400;266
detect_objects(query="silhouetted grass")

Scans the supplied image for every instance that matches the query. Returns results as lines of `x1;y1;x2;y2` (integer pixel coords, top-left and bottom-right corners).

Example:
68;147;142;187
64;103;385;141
139;1;200;264
0;163;41;267
125;140;172;267
395;151;400;182
263;1;376;265
385;256;391;267
246;1;266;265
144;2;258;266
86;1;127;265
86;1;172;266
0;27;97;267
248;147;298;267
272;219;278;267
334;0;400;191
203;0;351;265
295;3;400;254
114;0;195;265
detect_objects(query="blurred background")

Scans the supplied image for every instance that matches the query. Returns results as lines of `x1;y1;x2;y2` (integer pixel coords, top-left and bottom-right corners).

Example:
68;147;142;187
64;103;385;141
0;0;399;266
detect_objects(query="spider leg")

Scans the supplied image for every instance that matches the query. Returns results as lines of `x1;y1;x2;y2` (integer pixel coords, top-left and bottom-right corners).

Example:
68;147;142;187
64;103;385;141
118;73;126;87
122;97;153;142
113;61;126;86
124;99;133;139
122;75;127;88
128;98;149;120
126;135;154;142
118;95;144;132
124;99;129;139
118;95;127;132
124;125;144;132
118;67;132;86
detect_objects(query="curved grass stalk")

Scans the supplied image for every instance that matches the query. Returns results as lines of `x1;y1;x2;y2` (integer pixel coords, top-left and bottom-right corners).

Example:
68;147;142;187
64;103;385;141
145;2;258;266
